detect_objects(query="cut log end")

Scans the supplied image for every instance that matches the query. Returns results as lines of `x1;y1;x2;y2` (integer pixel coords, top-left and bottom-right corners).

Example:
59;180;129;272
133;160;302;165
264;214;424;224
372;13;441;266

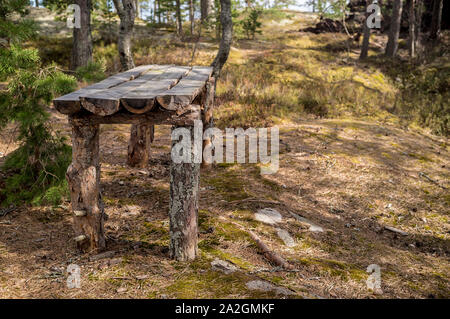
122;99;155;114
81;97;120;116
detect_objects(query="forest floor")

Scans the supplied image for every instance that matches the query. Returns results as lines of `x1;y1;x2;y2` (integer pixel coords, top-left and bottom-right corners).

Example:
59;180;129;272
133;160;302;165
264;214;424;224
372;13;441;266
0;10;449;298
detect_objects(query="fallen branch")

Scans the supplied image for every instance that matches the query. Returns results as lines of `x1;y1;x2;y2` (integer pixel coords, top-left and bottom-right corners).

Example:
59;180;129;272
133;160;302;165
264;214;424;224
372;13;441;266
419;172;447;190
230;221;294;270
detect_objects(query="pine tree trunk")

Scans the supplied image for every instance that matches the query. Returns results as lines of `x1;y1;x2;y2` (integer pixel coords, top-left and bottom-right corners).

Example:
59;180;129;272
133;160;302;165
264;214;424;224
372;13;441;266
385;0;403;57
201;0;212;22
359;0;371;60
113;0;136;70
135;0;141;18
71;0;93;70
189;0;195;34
415;0;422;52
211;0;232;79
408;0;416;57
176;0;183;36
429;0;443;40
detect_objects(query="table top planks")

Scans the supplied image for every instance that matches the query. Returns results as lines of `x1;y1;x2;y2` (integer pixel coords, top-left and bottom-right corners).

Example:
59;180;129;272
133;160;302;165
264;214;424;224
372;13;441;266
53;65;213;117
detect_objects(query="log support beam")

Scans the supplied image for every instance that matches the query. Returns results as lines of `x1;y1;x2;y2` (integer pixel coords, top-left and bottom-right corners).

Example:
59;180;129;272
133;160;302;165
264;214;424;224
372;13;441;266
169;125;200;261
67;117;106;252
127;124;154;168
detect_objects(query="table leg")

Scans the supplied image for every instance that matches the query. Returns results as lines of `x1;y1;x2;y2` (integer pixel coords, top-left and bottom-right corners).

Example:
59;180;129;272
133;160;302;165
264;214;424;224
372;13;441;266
201;77;215;168
66;117;106;252
169;125;200;261
127;124;154;168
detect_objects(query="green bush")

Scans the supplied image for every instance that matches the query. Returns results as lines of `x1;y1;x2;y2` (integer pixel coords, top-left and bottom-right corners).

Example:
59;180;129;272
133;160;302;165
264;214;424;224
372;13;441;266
241;9;262;40
75;60;107;83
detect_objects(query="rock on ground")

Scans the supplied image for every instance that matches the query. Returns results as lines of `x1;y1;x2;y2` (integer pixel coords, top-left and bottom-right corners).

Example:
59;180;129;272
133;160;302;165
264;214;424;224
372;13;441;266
255;208;282;225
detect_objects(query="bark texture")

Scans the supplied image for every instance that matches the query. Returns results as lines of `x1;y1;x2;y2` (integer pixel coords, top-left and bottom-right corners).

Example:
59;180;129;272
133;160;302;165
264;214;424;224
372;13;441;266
201;77;215;168
169;126;200;261
211;0;232;79
385;0;403;57
176;0;183;36
113;0;136;70
201;0;213;22
127;123;154;168
359;0;371;60
67;117;105;252
408;0;416;57
71;0;93;70
429;0;443;40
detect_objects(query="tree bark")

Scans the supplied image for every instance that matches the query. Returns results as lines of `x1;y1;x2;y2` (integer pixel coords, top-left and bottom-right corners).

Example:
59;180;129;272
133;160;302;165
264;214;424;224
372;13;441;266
169;125;200;261
201;77;215;168
385;0;403;57
176;0;183;36
67;117;106;252
127;123;154;167
359;0;371;60
211;0;232;79
113;0;136;70
429;0;443;40
71;0;93;70
135;0;141;18
408;0;416;57
189;0;195;34
201;0;213;22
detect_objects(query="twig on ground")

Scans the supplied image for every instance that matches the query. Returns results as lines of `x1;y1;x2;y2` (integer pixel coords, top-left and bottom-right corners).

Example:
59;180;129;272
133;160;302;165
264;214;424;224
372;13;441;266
419;172;447;190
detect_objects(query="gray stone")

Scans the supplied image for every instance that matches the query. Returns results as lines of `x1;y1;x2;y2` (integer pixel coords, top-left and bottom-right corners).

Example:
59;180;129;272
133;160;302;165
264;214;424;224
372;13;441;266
276;228;296;247
255;208;282;225
290;212;324;232
211;258;238;274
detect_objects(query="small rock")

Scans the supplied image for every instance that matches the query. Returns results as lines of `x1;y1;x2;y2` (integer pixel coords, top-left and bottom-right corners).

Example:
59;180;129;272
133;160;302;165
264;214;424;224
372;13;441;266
246;280;294;296
116;287;127;293
290;212;324;232
255;208;282;225
276;228;296;247
118;181;124;186
211;258;238;274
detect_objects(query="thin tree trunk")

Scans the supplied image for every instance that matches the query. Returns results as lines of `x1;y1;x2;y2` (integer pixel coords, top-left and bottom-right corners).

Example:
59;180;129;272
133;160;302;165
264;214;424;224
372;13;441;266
135;0;141;18
113;0;135;70
429;0;443;40
211;0;232;79
385;0;403;57
157;0;161;23
201;0;212;22
176;0;183;36
71;0;93;70
408;0;415;57
189;0;195;34
415;0;422;53
359;0;371;60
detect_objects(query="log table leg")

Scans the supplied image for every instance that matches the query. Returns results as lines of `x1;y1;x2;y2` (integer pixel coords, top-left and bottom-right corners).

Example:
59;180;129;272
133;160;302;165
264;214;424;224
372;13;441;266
201;77;215;168
67;117;106;252
169;125;200;261
127;124;154;168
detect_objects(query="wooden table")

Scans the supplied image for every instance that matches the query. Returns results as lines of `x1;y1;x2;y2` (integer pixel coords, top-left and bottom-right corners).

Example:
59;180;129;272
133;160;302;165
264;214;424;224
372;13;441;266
53;65;215;261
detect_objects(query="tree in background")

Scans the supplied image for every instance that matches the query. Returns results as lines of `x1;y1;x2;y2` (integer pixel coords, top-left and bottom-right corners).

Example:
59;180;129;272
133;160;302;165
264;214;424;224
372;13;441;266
385;0;403;57
112;0;136;69
408;0;416;57
211;0;232;78
0;0;77;205
201;0;213;22
72;0;94;69
429;0;443;40
359;0;371;59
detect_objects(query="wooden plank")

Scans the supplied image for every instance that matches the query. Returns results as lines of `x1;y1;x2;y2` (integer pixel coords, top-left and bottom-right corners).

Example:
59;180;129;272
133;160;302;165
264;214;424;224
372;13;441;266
53;65;154;114
80;65;175;116
120;66;192;114
156;66;213;111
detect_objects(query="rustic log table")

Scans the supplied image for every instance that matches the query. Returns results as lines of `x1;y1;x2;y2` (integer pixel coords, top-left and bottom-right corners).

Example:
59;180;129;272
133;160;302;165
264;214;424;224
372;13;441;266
53;65;215;261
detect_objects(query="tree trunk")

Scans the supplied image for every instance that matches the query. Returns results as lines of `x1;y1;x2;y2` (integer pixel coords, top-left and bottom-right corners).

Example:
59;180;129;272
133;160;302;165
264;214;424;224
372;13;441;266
415;0;422;53
113;0;136;70
189;0;195;34
429;0;443;40
211;0;232;79
127;123;154;167
67;117;106;252
408;0;416;57
135;0;141;18
169;125;200;261
201;0;212;22
176;0;183;36
385;0;403;57
157;0;161;23
359;0;371;60
71;0;93;70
